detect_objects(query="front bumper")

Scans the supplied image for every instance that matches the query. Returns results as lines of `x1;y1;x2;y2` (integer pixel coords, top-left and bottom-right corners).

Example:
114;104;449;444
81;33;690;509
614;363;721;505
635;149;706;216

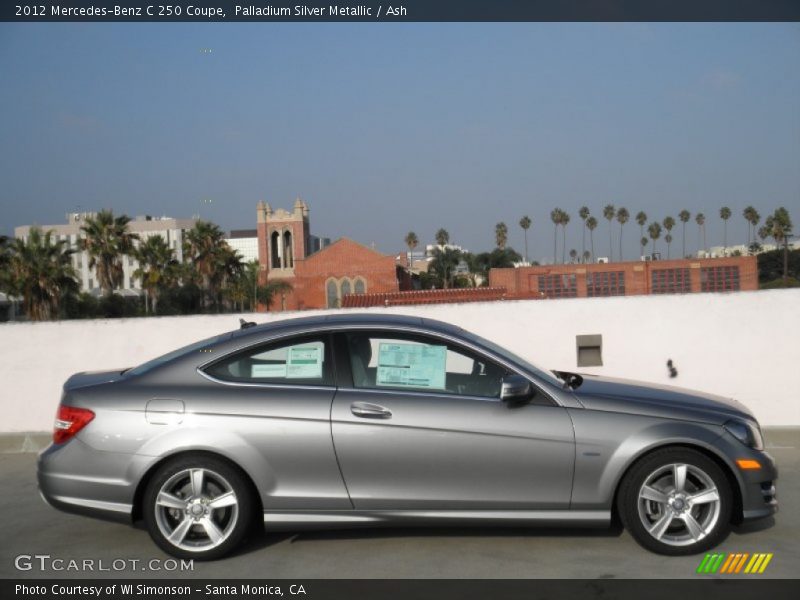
738;450;778;521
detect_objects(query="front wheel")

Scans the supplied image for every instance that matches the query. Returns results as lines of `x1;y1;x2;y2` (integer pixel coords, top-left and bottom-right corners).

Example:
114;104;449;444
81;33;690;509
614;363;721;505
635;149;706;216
617;448;733;555
143;455;255;560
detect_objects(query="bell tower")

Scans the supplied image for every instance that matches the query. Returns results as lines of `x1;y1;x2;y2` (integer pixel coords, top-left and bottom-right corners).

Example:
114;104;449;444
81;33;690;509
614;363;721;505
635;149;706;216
256;198;310;283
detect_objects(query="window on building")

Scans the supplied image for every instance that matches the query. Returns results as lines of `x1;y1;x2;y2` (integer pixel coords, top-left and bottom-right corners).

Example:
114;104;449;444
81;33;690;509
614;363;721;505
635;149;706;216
701;266;740;292
345;332;510;399
537;274;577;298
204;335;332;386
651;268;691;294
270;231;281;269
586;271;625;297
283;231;293;268
326;279;339;308
354;278;366;294
341;278;352;297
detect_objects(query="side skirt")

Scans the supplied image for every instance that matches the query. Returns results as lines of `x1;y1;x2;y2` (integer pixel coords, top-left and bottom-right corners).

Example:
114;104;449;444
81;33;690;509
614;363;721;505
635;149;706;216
263;509;610;531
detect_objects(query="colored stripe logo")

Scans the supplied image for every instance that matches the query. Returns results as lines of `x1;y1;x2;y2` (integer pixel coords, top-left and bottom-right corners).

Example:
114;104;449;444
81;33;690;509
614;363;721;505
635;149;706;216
696;552;773;574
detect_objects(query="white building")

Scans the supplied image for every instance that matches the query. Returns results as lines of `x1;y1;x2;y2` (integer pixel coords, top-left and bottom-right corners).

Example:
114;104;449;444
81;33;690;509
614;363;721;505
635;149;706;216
14;213;198;294
225;229;259;263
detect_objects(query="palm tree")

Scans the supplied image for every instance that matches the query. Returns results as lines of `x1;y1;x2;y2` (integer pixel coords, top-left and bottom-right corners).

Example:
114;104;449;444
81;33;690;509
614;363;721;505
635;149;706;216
678;209;691;257
586;216;598;262
569;248;577;263
662;216;676;259
636;211;648;258
7;228;78;320
766;207;794;285
640;236;649;255
518;216;531;261
743;207;761;254
496;222;509;251
258;279;293;312
616;207;629;261
720;206;732;254
404;231;418;267
183;221;238;310
133;235;178;314
603;204;616;261
80;210;138;297
648;222;662;256
578;206;590;262
560;210;571;265
695;213;707;256
431;246;462;289
550;208;561;264
435;228;450;247
582;250;591;263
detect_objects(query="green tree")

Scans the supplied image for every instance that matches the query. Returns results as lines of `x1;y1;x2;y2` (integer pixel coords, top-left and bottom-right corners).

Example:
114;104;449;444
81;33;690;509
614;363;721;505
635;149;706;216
648;222;662;256
662;216;676;259
743;207;761;254
578;206;590;262
603;204;616;261
183;221;241;311
550;208;561;264
430;246;462;289
80;210;138;297
678;209;691;257
765;207;794;285
569;248;577;263
560;210;571;265
695;213;707;256
720;206;732;253
636;211;648;258
518;216;531;261
640;237;649;256
404;231;418;266
586;216;598;262
7;228;78;320
133;236;178;315
434;228;450;247
616;207;629;262
496;222;509;251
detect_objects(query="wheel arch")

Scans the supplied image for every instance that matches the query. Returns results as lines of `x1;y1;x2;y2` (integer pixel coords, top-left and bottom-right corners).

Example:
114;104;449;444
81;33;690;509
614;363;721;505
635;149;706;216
131;450;264;524
610;442;744;525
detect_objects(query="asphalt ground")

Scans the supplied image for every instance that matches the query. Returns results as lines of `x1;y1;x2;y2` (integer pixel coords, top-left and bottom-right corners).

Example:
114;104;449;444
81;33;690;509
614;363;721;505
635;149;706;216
1;429;797;580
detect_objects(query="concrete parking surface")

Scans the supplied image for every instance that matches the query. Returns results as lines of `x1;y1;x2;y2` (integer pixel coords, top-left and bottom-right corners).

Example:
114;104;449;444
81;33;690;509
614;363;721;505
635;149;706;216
1;429;797;580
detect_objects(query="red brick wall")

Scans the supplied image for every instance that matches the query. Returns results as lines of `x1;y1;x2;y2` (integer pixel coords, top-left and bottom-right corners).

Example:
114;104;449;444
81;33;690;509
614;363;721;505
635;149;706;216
489;256;758;299
263;238;401;311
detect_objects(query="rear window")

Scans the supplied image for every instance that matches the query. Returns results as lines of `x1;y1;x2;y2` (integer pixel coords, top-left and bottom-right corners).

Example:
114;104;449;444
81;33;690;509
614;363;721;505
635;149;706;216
125;332;233;376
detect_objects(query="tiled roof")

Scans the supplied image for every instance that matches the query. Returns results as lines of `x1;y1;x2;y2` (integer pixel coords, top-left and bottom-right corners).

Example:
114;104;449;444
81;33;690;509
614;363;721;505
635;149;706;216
341;287;507;308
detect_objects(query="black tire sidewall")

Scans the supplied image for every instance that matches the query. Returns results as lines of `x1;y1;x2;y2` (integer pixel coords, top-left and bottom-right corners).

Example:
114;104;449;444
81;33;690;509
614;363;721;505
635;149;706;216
618;448;733;556
143;454;254;560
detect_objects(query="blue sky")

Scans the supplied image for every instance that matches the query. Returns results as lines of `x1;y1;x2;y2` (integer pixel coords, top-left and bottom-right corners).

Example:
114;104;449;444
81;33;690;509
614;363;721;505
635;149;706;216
1;23;798;261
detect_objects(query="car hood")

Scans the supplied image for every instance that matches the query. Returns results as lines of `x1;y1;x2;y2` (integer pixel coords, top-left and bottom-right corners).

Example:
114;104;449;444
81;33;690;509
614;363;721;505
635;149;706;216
64;369;127;391
570;373;755;425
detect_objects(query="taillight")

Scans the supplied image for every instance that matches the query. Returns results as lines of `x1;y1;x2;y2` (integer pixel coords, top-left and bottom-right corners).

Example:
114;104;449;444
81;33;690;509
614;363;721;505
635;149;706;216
53;405;95;444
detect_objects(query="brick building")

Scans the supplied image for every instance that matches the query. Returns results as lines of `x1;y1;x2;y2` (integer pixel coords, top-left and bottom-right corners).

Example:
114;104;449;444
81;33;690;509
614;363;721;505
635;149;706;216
255;199;408;311
489;256;758;299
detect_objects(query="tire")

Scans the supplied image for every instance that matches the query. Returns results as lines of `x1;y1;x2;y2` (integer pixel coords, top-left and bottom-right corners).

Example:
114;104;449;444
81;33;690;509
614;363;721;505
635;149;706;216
143;454;255;560
617;447;733;556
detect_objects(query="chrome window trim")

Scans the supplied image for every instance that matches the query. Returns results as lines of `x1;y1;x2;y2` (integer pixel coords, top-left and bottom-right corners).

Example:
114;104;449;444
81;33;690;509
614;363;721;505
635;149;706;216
195;368;337;392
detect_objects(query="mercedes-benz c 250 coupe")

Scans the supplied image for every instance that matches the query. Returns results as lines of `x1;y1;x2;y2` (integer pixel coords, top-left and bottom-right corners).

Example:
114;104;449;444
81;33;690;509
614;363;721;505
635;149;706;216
38;314;777;559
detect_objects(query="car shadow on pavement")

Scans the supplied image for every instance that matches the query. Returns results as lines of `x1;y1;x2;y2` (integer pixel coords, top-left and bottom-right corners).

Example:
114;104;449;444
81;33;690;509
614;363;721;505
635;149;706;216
231;523;626;556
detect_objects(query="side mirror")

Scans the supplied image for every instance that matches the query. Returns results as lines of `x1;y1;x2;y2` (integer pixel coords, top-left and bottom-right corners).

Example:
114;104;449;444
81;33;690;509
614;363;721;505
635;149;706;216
500;374;532;402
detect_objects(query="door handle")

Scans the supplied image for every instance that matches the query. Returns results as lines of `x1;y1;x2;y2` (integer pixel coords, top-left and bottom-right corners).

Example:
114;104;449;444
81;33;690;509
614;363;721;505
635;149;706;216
350;402;392;419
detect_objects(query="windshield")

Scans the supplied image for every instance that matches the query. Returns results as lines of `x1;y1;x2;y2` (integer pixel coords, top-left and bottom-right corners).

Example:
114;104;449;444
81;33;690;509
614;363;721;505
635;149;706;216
125;332;233;377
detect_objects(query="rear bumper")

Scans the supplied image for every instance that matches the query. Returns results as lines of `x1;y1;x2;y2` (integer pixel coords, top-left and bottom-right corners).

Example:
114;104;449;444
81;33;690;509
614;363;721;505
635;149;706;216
37;438;148;524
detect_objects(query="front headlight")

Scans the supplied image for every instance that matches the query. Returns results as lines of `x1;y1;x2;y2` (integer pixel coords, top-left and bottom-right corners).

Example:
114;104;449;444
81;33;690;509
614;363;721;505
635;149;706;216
724;419;764;451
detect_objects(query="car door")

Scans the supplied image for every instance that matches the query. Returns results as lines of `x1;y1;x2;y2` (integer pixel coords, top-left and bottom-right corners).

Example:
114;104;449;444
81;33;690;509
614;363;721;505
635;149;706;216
330;329;575;510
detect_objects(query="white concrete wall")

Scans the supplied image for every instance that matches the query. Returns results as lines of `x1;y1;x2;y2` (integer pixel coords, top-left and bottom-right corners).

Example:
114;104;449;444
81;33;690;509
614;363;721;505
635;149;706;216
1;289;797;432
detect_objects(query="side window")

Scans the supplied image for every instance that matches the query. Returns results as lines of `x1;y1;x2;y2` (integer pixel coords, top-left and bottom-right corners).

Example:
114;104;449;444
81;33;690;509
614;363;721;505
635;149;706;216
204;335;333;386
345;332;509;398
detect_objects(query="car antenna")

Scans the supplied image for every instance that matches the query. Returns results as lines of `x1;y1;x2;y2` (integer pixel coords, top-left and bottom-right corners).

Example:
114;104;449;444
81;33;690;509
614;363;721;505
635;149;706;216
239;318;256;329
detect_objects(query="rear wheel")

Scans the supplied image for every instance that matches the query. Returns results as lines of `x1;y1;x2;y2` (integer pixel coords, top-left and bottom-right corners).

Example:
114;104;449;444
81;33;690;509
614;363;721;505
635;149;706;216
143;455;254;560
617;448;732;555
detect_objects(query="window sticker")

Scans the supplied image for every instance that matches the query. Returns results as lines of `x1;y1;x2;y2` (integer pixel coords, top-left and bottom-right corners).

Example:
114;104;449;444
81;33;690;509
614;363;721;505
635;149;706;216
376;342;447;389
286;345;323;379
251;363;288;378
